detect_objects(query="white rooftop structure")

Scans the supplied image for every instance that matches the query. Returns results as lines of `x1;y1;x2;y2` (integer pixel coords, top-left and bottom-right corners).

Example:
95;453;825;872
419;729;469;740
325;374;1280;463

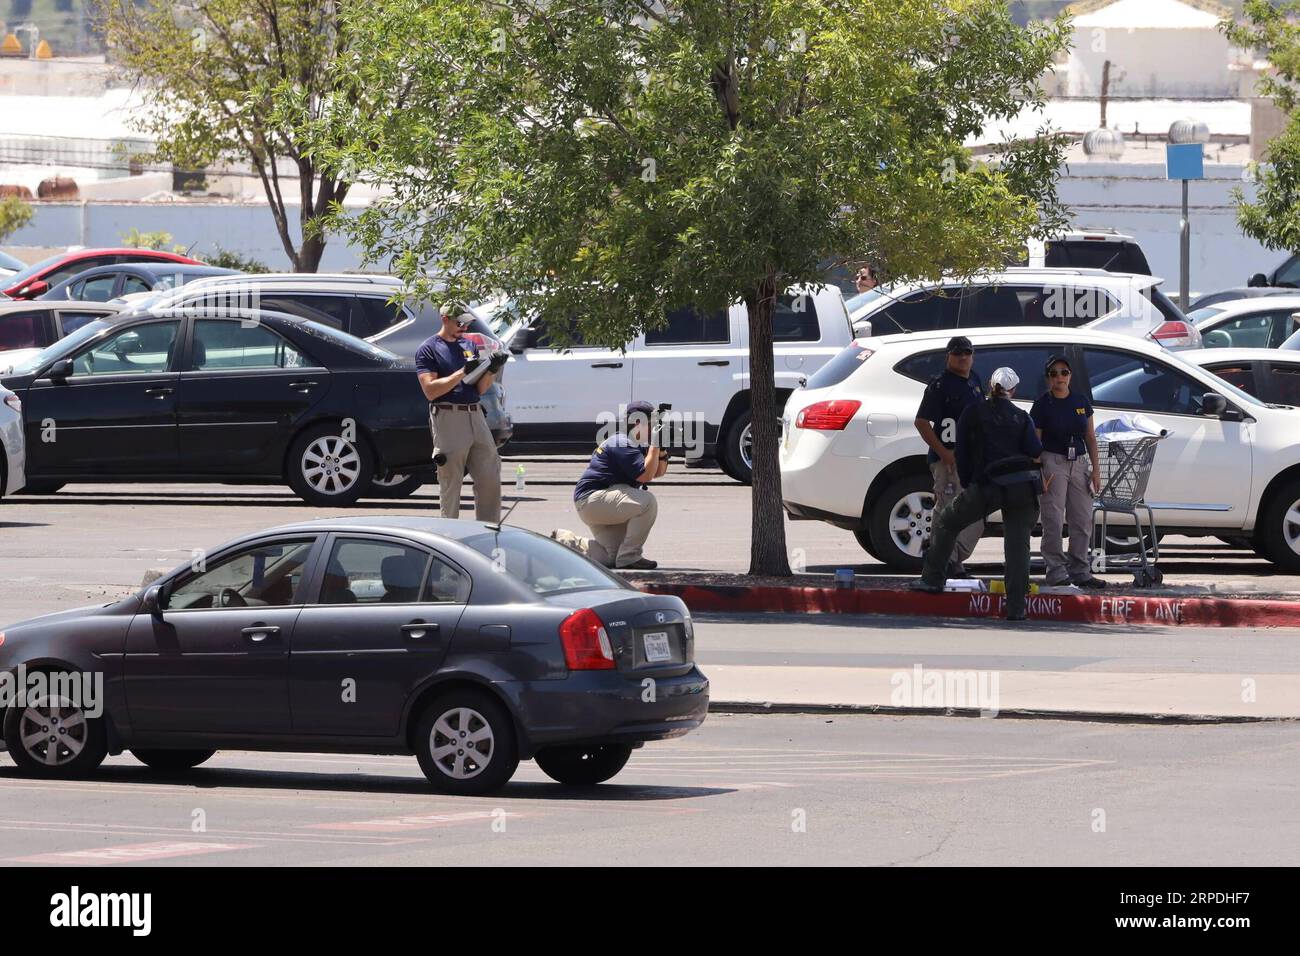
1072;0;1224;30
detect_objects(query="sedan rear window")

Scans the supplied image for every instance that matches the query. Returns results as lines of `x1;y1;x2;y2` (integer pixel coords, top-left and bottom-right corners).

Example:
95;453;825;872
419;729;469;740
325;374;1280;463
461;528;627;594
805;343;873;390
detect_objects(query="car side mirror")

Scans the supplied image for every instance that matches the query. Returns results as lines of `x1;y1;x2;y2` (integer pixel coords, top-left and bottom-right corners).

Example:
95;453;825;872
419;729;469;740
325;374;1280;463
47;358;74;380
1202;392;1228;417
141;584;168;617
1248;273;1268;288
22;279;49;297
509;327;534;354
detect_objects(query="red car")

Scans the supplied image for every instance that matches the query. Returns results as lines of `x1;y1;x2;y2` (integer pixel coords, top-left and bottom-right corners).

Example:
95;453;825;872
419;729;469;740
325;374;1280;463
1;248;204;300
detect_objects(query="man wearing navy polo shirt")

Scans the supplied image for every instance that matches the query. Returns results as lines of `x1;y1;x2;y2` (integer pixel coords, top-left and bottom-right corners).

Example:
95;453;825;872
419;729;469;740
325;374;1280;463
551;401;667;570
415;303;504;521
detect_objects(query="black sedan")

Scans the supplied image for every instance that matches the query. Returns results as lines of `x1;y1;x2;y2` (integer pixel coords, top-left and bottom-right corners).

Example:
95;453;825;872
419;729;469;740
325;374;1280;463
0;517;709;794
0;308;434;504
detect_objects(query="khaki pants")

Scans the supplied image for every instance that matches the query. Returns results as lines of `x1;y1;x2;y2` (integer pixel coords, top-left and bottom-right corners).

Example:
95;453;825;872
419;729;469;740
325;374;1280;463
930;460;983;567
1040;450;1094;584
573;484;658;567
431;405;501;522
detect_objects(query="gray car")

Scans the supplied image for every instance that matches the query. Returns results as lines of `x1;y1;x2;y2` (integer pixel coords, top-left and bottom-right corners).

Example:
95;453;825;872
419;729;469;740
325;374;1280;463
0;516;708;794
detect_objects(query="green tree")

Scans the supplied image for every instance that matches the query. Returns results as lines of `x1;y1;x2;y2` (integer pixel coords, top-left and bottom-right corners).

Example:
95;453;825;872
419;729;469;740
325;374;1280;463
316;0;1069;575
120;227;188;254
1227;1;1300;255
102;0;394;272
0;196;32;242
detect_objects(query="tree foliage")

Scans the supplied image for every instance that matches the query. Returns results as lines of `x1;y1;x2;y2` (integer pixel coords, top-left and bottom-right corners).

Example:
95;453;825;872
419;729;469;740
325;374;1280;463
0;196;32;243
102;0;395;271
313;0;1070;574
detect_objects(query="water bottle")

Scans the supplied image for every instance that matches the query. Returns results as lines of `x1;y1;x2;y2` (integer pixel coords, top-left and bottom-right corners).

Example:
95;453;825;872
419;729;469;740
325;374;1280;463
515;464;526;492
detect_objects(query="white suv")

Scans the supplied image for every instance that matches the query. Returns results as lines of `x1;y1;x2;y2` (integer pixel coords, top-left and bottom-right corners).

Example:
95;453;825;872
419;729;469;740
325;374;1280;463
483;286;854;482
780;325;1300;572
843;268;1197;349
0;381;25;498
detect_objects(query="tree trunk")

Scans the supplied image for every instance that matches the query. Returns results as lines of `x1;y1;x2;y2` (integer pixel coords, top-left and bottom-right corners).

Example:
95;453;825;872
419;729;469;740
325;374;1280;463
296;232;327;273
744;274;792;577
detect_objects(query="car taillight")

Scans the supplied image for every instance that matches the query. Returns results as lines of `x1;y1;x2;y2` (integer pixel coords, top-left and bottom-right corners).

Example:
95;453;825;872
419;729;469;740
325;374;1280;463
1148;320;1199;349
461;332;502;352
559;608;615;670
796;399;861;430
2;394;18;413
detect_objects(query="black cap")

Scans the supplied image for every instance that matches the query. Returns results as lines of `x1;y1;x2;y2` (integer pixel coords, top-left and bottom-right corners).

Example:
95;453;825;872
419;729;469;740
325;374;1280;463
1045;354;1071;372
626;400;655;419
946;336;973;352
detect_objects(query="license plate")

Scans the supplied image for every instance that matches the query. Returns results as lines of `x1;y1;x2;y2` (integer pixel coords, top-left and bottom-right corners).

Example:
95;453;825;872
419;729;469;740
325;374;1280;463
642;631;672;662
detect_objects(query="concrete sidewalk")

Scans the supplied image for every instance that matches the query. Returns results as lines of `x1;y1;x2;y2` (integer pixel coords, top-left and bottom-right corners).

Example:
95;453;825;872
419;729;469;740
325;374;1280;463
706;664;1299;722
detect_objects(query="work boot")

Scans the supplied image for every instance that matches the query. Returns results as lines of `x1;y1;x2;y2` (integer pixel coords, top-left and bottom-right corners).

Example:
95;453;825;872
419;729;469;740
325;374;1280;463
908;579;944;595
1074;576;1107;589
618;557;659;570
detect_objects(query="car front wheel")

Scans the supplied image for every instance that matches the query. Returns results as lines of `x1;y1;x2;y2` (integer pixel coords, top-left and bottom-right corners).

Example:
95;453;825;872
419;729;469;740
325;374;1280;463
867;473;935;573
287;423;374;507
4;689;107;778
415;690;519;795
535;743;633;786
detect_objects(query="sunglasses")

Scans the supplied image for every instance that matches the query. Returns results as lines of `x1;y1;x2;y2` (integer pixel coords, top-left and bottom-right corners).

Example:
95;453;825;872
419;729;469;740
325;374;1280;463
1048;368;1071;378
949;349;973;357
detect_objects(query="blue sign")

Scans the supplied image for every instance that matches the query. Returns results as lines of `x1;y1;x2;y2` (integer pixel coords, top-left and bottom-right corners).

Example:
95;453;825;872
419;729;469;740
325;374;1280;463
1166;143;1205;181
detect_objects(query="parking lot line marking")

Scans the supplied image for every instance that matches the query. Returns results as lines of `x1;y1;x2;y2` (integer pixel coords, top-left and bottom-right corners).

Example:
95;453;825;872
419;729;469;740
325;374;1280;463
306;809;529;831
0;820;419;847
8;841;253;865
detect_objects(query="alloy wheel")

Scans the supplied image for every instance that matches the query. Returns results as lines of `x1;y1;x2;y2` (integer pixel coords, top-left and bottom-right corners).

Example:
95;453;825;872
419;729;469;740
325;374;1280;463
301;436;362;496
739;423;753;471
1283;497;1300;556
889;491;935;558
18;697;89;768
428;707;495;780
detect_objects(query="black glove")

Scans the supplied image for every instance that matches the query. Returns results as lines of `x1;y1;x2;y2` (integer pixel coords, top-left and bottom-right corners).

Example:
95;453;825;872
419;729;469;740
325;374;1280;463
487;350;509;373
462;356;484;377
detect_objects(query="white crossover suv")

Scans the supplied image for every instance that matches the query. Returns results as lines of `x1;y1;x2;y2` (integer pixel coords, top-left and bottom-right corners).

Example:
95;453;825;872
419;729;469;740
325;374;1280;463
0;381;25;498
780;325;1300;572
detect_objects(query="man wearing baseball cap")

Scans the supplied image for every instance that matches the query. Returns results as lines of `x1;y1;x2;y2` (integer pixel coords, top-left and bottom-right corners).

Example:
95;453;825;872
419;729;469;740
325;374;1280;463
914;335;986;576
913;366;1043;621
551;401;667;570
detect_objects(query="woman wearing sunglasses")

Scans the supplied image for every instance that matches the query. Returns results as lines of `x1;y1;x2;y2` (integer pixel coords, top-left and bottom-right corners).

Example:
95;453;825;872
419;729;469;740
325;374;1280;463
1030;355;1105;589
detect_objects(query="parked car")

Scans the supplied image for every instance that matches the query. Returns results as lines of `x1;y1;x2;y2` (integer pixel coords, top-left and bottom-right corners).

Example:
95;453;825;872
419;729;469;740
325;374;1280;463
479;285;854;483
40;262;238;303
0;516;708;793
1023;226;1152;275
845;268;1199;348
1184;348;1300;407
780;325;1300;571
1188;287;1300;311
1246;250;1300;290
0;308;436;505
1189;295;1300;350
0;301;121;373
1;248;203;300
0;381;24;498
0;250;25;279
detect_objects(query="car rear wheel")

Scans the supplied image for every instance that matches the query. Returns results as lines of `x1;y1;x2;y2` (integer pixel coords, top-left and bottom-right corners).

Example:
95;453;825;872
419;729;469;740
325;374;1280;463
535;743;633;786
131;749;216;771
1258;480;1300;572
4;690;107;778
718;409;753;484
287;423;374;507
853;528;884;563
415;689;519;795
867;473;935;573
368;473;424;499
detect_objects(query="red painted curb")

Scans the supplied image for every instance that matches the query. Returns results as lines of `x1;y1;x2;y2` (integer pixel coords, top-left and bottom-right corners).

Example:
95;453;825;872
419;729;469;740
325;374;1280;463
635;582;1300;628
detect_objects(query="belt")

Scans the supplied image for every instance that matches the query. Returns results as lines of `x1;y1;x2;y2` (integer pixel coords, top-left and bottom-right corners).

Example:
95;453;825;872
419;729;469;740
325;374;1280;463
431;403;481;412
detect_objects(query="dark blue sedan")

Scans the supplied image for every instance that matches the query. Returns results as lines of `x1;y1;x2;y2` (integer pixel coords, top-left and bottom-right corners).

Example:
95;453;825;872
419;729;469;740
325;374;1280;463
38;262;238;303
0;517;709;794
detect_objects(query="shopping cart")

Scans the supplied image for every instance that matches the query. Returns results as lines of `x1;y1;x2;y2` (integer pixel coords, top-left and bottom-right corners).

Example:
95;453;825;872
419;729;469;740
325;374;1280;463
1090;434;1167;588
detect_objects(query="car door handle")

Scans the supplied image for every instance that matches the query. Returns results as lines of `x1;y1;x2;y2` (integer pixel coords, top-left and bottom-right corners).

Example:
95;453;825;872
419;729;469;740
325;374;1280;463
591;362;623;369
289;380;319;392
144;387;174;398
401;621;440;640
698;360;730;367
241;624;280;642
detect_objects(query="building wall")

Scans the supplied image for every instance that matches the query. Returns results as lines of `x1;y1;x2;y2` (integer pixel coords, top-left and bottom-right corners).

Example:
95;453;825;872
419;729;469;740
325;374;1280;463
1068;29;1235;98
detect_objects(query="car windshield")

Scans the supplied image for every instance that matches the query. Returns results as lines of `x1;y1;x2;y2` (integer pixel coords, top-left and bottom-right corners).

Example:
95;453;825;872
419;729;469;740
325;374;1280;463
1189;306;1225;325
3;318;115;376
0;250;24;272
844;288;887;315
475;297;526;339
3;252;66;289
460;528;627;595
1282;328;1300;351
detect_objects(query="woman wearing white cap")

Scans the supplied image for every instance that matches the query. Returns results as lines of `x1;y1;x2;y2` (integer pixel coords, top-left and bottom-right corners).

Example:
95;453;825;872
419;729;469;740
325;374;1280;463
912;367;1043;621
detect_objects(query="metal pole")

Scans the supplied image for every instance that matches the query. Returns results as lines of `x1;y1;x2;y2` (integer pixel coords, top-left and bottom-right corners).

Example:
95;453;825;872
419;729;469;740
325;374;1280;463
1180;179;1190;308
